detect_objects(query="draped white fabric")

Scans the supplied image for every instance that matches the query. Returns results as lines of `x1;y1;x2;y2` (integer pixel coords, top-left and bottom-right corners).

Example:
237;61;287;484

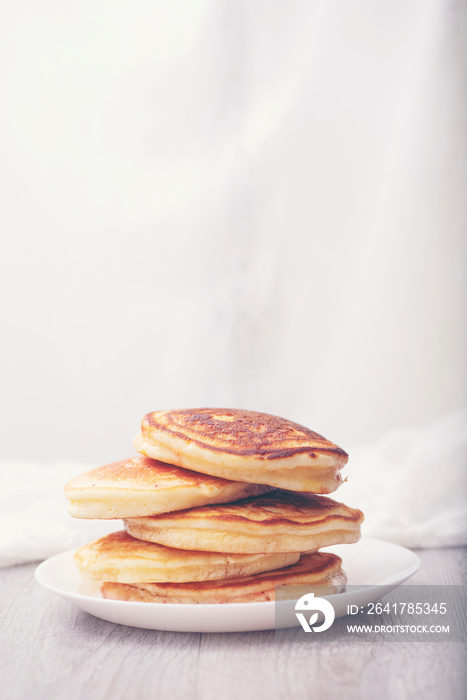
0;1;465;552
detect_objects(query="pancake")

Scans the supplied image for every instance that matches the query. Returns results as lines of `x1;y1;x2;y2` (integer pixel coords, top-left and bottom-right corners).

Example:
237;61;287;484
64;455;272;519
100;552;346;603
73;530;300;583
124;491;364;554
134;408;348;493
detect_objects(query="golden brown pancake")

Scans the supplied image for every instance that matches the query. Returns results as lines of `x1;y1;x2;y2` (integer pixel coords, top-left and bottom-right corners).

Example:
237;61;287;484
73;531;300;583
125;491;363;554
100;552;346;603
64;455;272;519
133;408;348;493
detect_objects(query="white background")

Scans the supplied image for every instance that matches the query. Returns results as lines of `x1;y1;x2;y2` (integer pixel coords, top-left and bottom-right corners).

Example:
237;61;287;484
1;0;466;465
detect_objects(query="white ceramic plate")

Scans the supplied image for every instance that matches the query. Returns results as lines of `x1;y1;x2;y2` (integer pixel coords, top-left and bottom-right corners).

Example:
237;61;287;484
35;537;420;633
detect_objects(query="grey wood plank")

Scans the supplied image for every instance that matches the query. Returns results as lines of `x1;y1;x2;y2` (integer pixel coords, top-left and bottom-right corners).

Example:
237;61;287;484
405;546;467;586
196;634;466;700
1;565;201;700
196;547;467;700
0;547;465;700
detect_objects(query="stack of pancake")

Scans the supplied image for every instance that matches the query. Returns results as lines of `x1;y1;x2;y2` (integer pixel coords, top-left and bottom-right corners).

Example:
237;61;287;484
65;408;363;603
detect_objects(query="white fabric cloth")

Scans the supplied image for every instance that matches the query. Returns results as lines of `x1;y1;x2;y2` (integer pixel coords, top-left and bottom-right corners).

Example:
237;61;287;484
1;411;465;568
0;0;466;465
339;410;467;549
0;462;117;569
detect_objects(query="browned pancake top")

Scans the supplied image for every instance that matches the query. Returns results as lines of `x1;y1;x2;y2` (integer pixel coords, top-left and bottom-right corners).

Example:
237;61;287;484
138;491;364;528
106;552;343;595
75;530;232;562
142;408;348;460
163;552;342;590
181;551;342;589
65;455;232;490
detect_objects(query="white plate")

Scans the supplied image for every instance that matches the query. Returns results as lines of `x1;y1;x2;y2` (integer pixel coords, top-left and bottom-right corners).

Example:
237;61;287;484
35;537;420;633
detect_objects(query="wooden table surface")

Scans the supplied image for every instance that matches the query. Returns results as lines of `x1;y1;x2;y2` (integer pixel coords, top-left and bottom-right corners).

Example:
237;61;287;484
1;547;466;700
